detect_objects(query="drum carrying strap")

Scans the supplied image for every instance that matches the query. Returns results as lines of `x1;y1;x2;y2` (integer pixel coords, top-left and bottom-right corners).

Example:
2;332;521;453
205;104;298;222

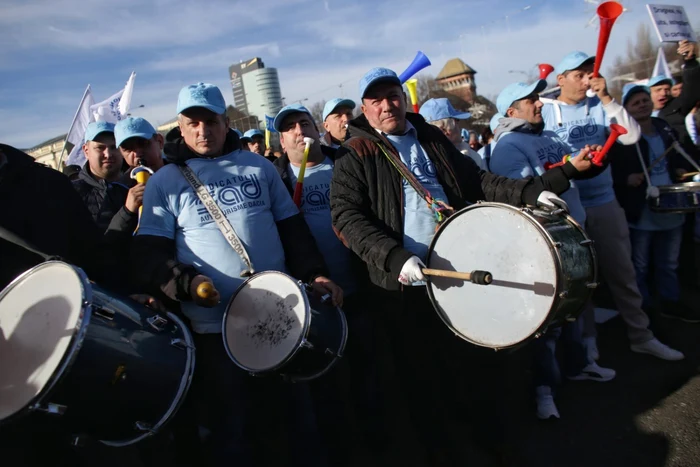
0;225;59;262
178;164;255;277
376;142;455;226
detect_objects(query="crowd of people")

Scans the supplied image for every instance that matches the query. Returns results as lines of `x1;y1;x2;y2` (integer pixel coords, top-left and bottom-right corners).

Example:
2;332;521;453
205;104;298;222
0;36;699;467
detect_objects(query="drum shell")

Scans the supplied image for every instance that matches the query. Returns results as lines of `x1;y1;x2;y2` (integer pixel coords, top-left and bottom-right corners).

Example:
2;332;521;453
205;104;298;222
648;183;700;214
426;203;597;349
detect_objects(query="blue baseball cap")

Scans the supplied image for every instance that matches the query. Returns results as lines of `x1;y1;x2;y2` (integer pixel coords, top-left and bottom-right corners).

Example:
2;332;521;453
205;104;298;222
359;67;401;99
648;75;675;88
177;82;226;115
241;129;264;142
273;103;313;132
84;121;115;142
490;113;503;132
555;51;595;75
322;98;356;121
114;117;157;147
621;83;650;106
496;80;547;115
419;98;471;122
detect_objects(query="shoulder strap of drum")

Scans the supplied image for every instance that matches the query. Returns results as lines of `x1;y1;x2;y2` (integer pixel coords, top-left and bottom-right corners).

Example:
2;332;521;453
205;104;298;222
0;225;59;262
375;142;454;224
177;164;255;277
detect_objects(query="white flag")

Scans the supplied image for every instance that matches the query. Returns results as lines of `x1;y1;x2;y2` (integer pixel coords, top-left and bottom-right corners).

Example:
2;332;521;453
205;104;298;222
652;47;672;79
64;85;95;167
90;71;137;123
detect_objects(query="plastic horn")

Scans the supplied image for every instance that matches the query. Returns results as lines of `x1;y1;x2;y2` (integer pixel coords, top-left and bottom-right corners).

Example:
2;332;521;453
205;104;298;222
129;160;154;231
592;2;624;78
292;137;315;207
398;51;431;84
591;123;627;166
539;63;555;80
406;78;419;113
265;129;271;150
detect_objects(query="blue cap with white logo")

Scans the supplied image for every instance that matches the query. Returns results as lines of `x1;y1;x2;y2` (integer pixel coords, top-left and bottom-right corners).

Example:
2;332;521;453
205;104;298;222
322;98;356;121
177;82;226;115
419;98;471;122
273;103;313;132
115;117;157;147
496;80;547;115
84;121;115;142
555;51;595;75
648;75;675;88
359;67;401;99
241;129;264;142
621;83;650;106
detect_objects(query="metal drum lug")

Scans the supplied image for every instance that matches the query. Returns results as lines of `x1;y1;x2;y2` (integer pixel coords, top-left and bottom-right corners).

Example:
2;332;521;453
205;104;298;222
586;282;599;289
147;314;168;332
579;239;594;246
559;291;569;299
300;339;315;350
93;307;115;321
170;338;194;350
30;402;67;415
324;348;336;356
553;242;563;248
135;421;155;433
533;332;542;339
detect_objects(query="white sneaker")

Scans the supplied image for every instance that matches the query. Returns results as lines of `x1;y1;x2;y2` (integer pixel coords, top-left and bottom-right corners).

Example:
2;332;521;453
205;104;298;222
583;336;599;362
568;362;616;382
535;386;560;420
631;338;685;361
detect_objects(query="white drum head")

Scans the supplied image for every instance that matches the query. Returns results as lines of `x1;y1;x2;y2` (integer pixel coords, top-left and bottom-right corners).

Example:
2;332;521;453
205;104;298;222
428;204;557;348
224;272;308;372
0;262;86;421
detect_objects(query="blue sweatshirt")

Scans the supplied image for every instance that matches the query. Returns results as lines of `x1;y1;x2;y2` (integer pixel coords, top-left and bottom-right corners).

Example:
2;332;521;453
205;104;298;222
541;96;640;208
490;118;586;224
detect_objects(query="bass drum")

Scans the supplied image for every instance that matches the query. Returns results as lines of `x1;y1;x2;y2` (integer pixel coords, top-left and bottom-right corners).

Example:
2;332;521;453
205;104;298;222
223;271;347;382
0;261;195;446
426;202;597;349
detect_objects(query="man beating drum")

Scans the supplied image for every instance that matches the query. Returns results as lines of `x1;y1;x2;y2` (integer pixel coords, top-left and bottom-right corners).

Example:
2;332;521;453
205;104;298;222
130;82;341;466
329;67;587;464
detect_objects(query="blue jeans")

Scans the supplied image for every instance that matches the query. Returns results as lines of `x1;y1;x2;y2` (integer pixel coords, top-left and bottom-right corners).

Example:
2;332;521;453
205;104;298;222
532;316;588;390
629;227;683;306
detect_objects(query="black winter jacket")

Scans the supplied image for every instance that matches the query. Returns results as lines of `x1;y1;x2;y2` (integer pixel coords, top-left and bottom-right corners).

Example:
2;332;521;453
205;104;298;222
658;58;700;148
130;129;329;303
330;112;577;291
610;118;695;223
0;144;115;290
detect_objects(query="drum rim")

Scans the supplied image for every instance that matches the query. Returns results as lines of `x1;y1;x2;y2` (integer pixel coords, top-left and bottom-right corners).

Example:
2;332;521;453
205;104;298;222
655;182;700;192
221;271;311;374
425;202;566;349
101;311;196;447
0;261;92;425
283;305;349;383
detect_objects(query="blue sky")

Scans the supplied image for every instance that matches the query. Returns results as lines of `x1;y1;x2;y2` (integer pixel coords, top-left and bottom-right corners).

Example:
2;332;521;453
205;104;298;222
1;0;699;149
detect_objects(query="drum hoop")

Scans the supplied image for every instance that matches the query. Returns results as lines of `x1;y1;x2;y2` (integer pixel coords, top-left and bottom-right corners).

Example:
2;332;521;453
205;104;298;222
425;202;565;349
0;261;92;425
656;182;700;193
101;311;196;446
285;306;349;383
221;271;311;374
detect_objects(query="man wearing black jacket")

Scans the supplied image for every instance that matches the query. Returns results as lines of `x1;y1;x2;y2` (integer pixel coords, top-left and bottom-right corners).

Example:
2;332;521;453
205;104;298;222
653;40;700;148
329;67;579;465
130;83;340;467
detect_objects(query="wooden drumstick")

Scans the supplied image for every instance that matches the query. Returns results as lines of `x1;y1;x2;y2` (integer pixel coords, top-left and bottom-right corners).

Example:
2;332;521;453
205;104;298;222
647;146;675;171
680;171;700;180
422;268;493;285
197;282;216;299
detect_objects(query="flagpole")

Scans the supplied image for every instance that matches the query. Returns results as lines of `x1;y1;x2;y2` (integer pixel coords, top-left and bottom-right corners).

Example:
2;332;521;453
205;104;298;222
57;84;91;169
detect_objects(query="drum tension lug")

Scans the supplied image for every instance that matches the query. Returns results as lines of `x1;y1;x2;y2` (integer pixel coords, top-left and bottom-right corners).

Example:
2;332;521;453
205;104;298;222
301;339;315;350
147;314;168;332
586;282;599;289
170;338;193;350
30;402;67;415
324;348;336;357
579;239;594;246
135;421;155;433
553;242;563;248
559;291;569;299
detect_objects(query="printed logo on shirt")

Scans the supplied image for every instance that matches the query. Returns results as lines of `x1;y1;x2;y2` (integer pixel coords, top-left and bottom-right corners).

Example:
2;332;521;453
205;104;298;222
404;157;438;186
536;143;568;165
554;119;601;148
302;183;331;213
195;174;265;222
650;158;668;175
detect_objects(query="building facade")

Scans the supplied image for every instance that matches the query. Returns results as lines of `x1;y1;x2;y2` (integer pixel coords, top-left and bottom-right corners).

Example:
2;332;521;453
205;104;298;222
436;58;477;104
228;57;283;126
24;135;67;170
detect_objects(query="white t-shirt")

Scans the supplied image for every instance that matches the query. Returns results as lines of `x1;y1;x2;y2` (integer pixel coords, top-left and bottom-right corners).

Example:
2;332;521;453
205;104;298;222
138;149;299;333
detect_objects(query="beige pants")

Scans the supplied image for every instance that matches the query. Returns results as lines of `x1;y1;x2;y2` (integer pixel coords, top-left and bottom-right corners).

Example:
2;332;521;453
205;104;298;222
582;199;654;345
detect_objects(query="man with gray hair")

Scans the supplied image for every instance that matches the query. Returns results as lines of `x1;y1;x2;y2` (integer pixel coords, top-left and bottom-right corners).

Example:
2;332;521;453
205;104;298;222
419;97;484;169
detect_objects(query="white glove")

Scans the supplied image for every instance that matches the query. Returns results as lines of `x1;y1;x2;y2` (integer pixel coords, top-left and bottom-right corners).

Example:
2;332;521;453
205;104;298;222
537;191;570;212
398;256;426;285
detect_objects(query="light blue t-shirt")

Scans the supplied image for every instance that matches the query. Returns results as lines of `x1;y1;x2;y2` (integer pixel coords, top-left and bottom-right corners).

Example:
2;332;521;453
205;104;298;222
490;129;586;225
383;123;449;265
542;97;615;208
138;149;299;334
287;158;356;295
478;143;493;172
629;133;685;231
